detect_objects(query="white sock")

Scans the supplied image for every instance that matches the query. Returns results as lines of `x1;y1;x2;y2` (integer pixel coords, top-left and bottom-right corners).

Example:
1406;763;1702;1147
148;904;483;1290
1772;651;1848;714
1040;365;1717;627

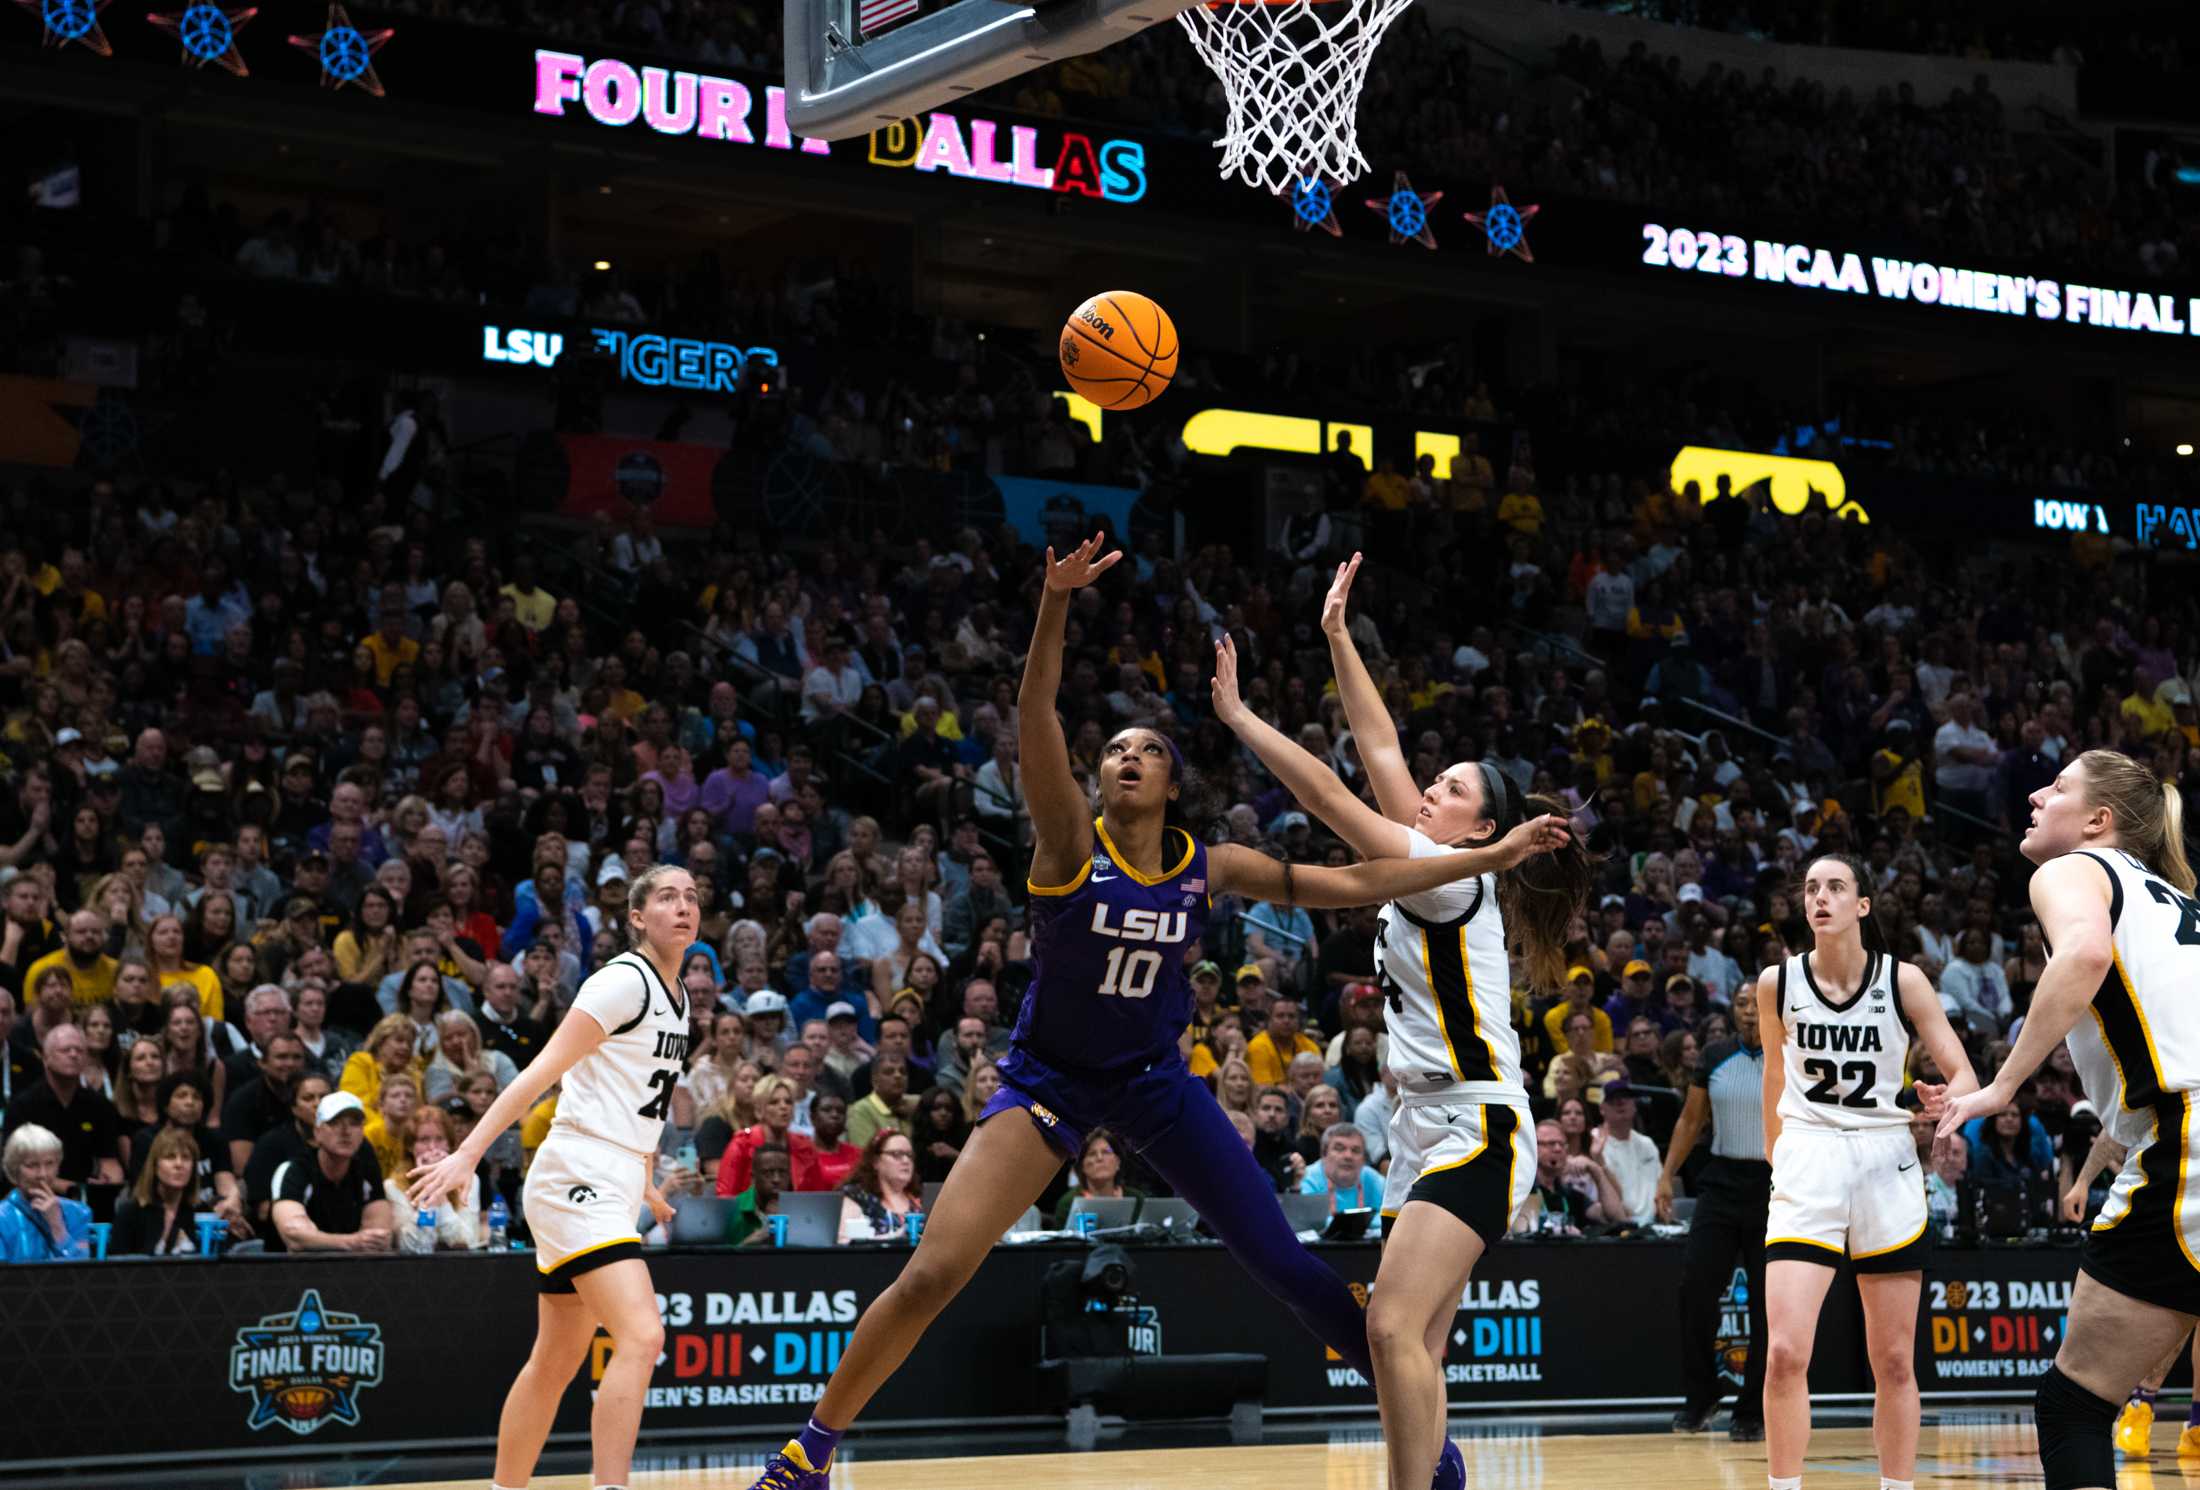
492;1484;526;1490
1768;1477;1802;1490
1881;1481;1914;1490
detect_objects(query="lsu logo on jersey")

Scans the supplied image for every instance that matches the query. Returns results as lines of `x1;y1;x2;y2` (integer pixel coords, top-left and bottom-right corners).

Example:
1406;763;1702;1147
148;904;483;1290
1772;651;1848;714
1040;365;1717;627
1090;904;1190;943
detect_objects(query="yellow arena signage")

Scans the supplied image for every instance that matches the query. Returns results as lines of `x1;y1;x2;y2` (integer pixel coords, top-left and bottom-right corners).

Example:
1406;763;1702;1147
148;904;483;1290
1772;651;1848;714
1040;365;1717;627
1668;446;1869;523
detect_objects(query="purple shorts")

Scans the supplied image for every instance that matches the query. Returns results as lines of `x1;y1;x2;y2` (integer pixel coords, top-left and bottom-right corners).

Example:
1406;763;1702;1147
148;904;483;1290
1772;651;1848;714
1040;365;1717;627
979;1044;1199;1159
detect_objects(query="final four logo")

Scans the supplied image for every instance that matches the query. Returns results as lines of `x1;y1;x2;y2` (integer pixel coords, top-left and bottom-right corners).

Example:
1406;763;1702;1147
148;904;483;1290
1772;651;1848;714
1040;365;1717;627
229;1289;386;1435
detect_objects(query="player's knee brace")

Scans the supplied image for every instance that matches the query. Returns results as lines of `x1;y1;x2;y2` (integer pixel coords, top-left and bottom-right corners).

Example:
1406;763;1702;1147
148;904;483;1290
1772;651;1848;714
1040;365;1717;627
2034;1365;2119;1490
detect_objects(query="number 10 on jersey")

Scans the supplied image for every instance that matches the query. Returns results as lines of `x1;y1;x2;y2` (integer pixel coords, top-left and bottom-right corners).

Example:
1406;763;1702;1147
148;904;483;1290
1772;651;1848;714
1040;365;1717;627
1099;947;1161;998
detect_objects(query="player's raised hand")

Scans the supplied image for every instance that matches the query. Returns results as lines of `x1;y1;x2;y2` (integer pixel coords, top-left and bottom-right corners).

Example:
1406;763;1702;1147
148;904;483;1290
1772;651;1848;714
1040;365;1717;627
1044;533;1122;592
1211;636;1250;728
1910;1079;1947;1119
1319;552;1364;636
1934;1080;2007;1141
406;1147;478;1212
1495;813;1571;867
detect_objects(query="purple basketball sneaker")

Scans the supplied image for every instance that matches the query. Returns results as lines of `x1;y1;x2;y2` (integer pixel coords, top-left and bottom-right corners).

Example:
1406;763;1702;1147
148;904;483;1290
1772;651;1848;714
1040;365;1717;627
748;1440;830;1490
1431;1434;1464;1490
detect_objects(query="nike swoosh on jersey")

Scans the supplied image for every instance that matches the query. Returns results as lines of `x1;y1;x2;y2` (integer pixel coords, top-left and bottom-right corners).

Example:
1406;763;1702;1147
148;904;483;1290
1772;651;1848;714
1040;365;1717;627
1897;1161;1917;1172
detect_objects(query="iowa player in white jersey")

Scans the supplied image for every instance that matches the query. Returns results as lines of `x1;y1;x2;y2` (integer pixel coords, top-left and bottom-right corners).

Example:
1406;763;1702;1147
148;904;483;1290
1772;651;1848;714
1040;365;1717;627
1758;852;1976;1490
1212;552;1589;1490
408;865;697;1490
1938;751;2200;1490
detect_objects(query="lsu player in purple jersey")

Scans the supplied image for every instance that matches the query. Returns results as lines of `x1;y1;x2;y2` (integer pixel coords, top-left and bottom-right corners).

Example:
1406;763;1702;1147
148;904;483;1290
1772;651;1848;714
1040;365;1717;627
747;536;1568;1490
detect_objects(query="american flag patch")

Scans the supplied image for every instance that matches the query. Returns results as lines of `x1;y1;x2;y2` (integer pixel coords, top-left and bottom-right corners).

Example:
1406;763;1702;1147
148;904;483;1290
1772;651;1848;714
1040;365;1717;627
1183;877;1205;893
858;0;917;32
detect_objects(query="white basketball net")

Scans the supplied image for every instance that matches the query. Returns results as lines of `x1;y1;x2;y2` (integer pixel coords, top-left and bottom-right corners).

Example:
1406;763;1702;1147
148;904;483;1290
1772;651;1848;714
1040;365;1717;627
1176;0;1415;195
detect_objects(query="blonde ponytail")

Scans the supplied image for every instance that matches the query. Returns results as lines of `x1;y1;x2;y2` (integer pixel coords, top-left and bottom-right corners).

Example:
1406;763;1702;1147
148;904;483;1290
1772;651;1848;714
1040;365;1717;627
2161;781;2196;896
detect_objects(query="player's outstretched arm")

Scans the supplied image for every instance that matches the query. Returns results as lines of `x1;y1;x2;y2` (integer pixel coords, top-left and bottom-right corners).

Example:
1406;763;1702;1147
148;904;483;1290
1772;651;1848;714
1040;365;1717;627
1937;854;2112;1137
406;1007;607;1208
1207;817;1568;909
1321;554;1418;826
1899;960;1980;1119
1020;535;1119;885
1212;635;1409;861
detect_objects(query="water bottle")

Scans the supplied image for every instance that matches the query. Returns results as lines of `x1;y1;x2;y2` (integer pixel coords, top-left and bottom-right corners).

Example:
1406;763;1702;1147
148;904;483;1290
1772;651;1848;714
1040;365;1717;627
486;1195;509;1251
404;1209;438;1255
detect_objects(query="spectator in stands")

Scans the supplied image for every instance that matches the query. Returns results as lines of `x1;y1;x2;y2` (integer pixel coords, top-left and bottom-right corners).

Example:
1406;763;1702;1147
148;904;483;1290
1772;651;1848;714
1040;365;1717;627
864;906;944;1013
836;1129;924;1243
1586;962;1643;1046
269;1091;392;1252
1545;1009;1622;1106
1941;929;2013;1036
110;1125;204;1255
219;1029;305;1172
1512;1118;1621;1235
940;853;1014;962
777;1040;822;1136
341;1013;421;1109
1932;692;1998;821
363;1070;419;1180
243;1071;331;1226
472;961;545;1073
1292;1085;1347;1167
1300;1120;1385;1233
425;1011;514;1101
0;1124;92;1261
1593;1083;1661;1226
1052;1127;1144;1227
933;1014;993;1097
3;1022;123;1198
1325;1024;1382;1111
714;1073;815;1198
959;1057;1002;1126
1250;1085;1307;1190
382;1105;481;1250
1247;993;1320;1086
725;1140;793;1246
805;1092;860;1192
216;984;295;1087
910;1086;967;1187
24;908;116;1008
847;1053;916;1149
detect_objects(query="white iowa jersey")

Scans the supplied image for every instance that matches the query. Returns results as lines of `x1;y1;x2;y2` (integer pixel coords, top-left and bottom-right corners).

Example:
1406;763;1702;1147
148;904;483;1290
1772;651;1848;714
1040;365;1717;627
553;951;691;1156
1775;949;1912;1132
2063;848;2200;1153
1371;828;1525;1105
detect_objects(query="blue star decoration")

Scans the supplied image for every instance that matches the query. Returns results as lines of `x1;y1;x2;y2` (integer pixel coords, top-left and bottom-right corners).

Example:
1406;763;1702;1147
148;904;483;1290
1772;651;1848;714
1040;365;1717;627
148;0;256;73
15;0;113;54
229;1288;385;1435
1462;184;1540;263
1278;176;1342;238
289;4;391;95
1364;171;1441;250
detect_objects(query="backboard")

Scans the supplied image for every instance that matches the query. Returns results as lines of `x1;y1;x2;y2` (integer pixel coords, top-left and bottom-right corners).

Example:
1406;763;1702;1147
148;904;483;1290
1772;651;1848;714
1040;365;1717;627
784;0;1196;140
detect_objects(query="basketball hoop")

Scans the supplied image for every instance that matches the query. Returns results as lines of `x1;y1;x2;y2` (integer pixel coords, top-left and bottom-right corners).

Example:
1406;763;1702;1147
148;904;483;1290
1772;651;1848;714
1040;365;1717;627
1176;0;1414;195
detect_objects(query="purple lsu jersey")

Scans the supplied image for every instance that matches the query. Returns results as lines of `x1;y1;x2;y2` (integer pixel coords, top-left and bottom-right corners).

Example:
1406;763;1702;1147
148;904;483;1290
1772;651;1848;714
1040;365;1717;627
1014;818;1209;1074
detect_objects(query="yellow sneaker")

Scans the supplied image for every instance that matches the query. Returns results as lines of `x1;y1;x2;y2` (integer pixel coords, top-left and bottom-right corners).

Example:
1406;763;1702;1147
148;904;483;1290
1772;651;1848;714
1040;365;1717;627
2119;1398;2157;1459
2177;1422;2200;1457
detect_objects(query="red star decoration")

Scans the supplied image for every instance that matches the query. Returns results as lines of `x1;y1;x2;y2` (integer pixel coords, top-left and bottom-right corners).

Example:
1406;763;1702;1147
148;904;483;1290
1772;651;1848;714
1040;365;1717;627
146;2;257;75
288;4;393;96
14;0;114;55
1462;184;1540;263
1363;171;1441;250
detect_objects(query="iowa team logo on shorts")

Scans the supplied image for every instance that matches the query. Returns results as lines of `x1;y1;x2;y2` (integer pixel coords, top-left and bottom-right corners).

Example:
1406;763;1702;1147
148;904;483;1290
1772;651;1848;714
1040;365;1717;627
229;1289;385;1435
569;1184;598;1204
1030;1102;1061;1128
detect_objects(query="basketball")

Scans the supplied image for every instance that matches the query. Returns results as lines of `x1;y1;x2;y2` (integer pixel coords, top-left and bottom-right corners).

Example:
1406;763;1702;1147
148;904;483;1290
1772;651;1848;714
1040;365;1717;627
1058;290;1179;410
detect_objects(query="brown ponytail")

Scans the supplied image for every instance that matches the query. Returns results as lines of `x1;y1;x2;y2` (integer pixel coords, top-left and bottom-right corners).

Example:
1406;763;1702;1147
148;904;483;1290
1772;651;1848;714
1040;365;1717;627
1495;793;1601;992
2077;748;2197;896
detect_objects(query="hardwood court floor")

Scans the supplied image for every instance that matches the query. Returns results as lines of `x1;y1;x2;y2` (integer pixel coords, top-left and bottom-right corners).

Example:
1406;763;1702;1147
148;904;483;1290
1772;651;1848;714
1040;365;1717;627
320;1419;2159;1490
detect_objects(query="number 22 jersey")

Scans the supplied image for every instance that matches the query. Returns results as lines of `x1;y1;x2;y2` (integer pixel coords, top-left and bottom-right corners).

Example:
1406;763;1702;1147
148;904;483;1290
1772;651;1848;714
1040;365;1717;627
1775;949;1912;1132
553;950;691;1155
1017;818;1208;1075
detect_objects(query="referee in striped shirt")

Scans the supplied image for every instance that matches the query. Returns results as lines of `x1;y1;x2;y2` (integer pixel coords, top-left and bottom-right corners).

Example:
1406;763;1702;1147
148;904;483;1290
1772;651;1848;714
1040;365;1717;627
1656;978;1769;1441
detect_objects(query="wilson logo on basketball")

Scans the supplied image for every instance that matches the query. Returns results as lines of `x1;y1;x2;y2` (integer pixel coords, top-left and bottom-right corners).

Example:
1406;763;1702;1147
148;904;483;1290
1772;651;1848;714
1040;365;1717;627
569;1184;599;1204
1079;308;1116;340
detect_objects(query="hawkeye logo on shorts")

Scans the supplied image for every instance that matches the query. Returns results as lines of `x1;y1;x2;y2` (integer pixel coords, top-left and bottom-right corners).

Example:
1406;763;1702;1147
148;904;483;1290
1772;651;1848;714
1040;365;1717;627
569;1185;599;1203
229;1289;386;1436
